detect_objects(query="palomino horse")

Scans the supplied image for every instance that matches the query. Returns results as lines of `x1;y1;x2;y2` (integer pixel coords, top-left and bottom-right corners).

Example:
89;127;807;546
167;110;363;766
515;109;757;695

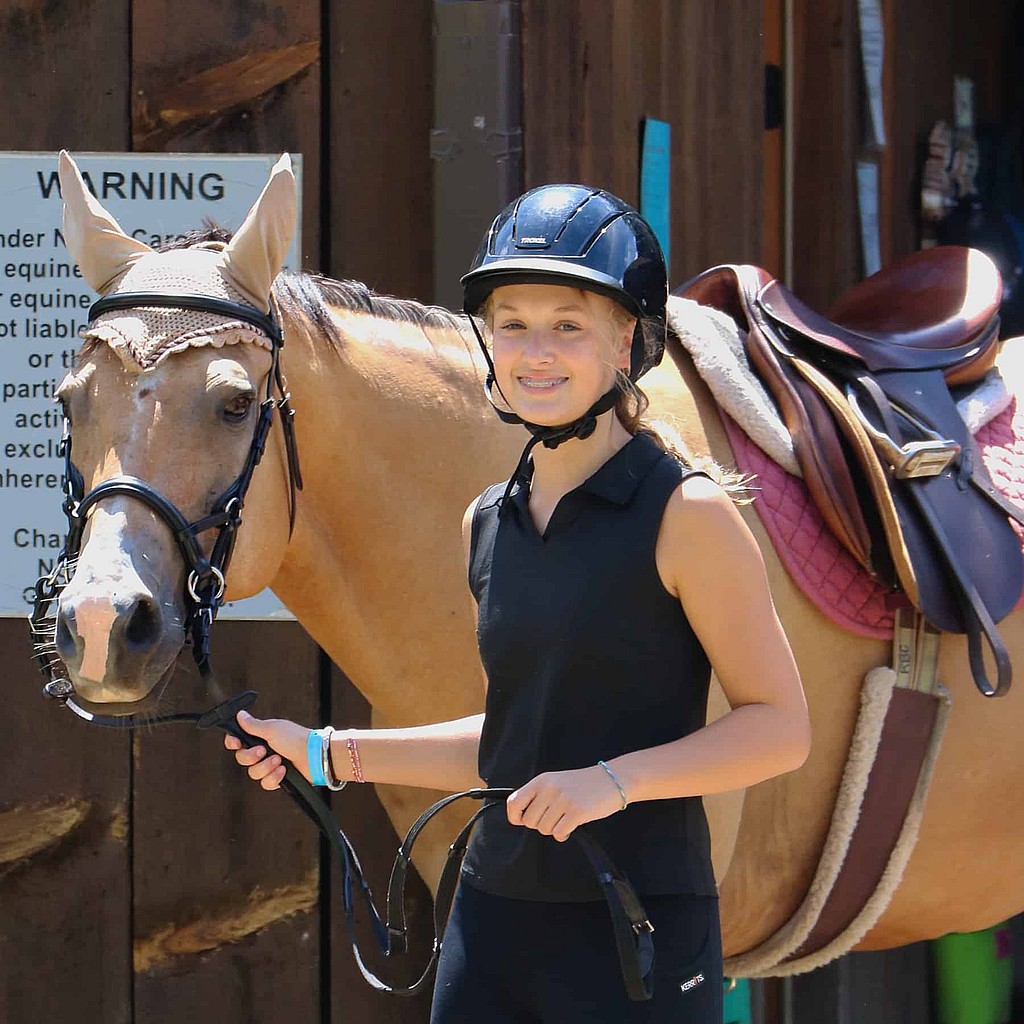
47;152;1024;964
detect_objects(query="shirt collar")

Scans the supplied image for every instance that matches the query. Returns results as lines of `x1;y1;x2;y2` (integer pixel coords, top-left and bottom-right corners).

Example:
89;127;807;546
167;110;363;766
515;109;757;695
508;432;665;512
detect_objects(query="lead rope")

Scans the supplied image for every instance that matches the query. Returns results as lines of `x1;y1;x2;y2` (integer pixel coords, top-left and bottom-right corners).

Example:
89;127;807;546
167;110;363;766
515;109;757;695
203;694;656;999
40;680;655;999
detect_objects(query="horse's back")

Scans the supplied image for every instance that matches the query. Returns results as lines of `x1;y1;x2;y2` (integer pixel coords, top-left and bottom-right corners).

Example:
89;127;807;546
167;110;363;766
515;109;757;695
646;332;1024;954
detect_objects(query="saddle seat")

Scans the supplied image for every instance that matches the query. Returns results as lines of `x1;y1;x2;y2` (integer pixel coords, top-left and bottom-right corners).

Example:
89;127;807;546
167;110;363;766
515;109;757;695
679;246;1023;697
768;247;1001;382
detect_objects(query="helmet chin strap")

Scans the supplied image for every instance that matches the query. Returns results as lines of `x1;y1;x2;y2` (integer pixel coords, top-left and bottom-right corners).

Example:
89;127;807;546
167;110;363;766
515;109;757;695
468;316;621;510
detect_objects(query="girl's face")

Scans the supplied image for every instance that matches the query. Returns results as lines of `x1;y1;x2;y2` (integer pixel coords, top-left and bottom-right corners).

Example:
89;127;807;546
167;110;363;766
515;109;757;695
487;283;634;426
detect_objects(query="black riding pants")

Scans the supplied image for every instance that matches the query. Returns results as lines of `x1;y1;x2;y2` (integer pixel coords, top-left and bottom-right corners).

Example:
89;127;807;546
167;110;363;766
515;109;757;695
430;881;723;1023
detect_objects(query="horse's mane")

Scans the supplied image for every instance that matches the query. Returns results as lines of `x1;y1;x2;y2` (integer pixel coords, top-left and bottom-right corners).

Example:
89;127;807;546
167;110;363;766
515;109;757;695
159;226;470;345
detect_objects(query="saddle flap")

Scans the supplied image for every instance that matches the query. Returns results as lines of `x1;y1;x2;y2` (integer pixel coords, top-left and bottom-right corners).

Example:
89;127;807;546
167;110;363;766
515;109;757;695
746;321;877;572
679;264;878;571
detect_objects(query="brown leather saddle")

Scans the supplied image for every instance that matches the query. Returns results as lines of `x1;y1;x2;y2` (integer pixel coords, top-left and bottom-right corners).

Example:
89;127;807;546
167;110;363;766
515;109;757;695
679;246;1024;697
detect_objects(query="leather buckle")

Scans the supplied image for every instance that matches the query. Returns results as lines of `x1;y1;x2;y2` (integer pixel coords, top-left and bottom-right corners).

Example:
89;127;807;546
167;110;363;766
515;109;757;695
43;677;75;700
632;918;655;935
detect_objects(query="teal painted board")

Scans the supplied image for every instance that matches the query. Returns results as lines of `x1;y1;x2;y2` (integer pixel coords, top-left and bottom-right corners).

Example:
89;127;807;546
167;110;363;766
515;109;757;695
640;118;671;274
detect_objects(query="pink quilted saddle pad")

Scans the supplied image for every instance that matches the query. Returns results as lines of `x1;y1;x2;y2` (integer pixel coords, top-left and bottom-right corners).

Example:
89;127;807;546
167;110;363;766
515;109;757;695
720;398;1024;639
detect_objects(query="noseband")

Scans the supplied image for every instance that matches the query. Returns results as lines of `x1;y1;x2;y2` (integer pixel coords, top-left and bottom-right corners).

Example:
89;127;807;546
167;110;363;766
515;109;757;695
30;291;303;724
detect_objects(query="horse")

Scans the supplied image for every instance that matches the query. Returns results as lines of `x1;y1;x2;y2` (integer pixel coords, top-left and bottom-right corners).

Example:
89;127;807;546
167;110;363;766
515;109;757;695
46;151;1024;966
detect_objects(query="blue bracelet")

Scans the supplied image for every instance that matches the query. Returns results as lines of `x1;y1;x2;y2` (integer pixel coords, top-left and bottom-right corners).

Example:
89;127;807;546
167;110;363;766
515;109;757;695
308;728;328;787
597;760;628;810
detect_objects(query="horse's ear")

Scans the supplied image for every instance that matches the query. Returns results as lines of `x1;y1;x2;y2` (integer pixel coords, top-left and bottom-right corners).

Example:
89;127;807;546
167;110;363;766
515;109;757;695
222;154;296;310
58;150;154;293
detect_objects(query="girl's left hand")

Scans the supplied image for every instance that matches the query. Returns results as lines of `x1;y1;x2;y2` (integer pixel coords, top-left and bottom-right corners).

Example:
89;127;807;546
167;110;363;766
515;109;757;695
506;766;624;842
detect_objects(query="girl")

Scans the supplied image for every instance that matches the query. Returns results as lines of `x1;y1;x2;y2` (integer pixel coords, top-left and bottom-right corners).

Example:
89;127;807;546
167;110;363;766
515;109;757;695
225;184;810;1022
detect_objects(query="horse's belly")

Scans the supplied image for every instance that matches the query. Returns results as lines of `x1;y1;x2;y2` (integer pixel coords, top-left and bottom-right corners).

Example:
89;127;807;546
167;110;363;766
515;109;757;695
715;557;888;956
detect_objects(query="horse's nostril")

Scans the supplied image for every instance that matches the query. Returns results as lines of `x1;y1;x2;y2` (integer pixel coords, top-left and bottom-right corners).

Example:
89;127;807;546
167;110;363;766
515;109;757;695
124;597;161;650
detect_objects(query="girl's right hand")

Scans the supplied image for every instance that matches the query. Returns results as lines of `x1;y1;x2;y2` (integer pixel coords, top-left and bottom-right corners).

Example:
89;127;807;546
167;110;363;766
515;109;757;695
224;709;311;790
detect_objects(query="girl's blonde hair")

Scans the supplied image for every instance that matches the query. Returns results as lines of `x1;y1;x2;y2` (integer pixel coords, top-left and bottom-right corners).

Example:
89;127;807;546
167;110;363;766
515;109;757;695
613;314;752;503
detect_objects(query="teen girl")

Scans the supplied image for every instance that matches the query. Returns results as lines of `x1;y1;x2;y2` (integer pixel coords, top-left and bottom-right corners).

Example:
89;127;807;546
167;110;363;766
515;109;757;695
225;185;810;1022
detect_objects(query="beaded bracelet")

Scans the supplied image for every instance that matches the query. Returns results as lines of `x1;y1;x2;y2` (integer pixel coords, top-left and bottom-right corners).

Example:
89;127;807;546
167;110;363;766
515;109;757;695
347;736;365;783
597;760;628;811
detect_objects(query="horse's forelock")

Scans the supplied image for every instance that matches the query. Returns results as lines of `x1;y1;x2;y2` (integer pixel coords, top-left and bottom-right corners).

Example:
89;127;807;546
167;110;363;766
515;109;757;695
156;223;234;252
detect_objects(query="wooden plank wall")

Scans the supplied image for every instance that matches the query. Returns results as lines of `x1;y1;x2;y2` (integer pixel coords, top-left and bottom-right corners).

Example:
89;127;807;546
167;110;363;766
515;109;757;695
787;0;861;310
883;0;1018;262
789;945;932;1024
0;5;132;1022
328;2;435;301
521;0;764;289
131;0;322;269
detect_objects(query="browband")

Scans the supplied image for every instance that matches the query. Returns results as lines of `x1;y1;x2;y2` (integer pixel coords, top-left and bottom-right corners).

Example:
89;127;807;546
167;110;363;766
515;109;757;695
89;292;284;346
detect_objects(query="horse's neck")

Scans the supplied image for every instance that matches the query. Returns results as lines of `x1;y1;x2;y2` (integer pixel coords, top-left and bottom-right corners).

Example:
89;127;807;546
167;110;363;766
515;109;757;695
271;307;519;725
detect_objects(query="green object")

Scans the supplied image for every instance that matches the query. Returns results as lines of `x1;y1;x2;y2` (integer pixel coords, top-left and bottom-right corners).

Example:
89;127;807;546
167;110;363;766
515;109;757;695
723;976;752;1024
932;923;1014;1024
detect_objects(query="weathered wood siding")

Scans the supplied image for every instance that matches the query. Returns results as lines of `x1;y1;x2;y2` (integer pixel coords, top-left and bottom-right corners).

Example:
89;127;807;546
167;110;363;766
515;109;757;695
521;0;765;288
790;0;1020;308
0;5;132;1022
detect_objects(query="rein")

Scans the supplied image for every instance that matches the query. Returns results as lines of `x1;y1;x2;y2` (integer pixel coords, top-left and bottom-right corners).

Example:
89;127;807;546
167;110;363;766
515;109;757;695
31;290;656;1002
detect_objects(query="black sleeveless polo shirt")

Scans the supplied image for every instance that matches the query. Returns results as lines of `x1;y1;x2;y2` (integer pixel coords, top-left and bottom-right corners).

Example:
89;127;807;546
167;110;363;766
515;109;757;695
462;432;717;902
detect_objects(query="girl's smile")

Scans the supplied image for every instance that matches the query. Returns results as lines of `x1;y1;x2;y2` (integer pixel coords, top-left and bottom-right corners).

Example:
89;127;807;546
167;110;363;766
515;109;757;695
517;375;568;389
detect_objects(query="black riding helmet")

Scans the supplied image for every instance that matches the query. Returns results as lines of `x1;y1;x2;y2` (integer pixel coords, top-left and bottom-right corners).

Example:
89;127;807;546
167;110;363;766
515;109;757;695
462;184;668;383
462;185;668;474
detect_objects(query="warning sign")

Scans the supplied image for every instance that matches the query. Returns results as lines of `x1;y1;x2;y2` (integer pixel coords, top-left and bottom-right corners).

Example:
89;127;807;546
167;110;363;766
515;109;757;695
0;152;301;618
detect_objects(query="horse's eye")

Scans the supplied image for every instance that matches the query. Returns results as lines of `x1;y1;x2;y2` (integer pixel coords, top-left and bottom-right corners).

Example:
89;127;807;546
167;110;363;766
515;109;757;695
222;394;254;422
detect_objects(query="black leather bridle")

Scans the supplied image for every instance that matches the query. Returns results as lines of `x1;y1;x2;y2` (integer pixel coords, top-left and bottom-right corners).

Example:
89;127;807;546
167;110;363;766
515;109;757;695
31;291;302;721
31;289;656;1002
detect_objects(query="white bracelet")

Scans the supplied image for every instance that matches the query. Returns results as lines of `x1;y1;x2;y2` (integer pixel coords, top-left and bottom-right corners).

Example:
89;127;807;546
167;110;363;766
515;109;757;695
321;726;347;791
